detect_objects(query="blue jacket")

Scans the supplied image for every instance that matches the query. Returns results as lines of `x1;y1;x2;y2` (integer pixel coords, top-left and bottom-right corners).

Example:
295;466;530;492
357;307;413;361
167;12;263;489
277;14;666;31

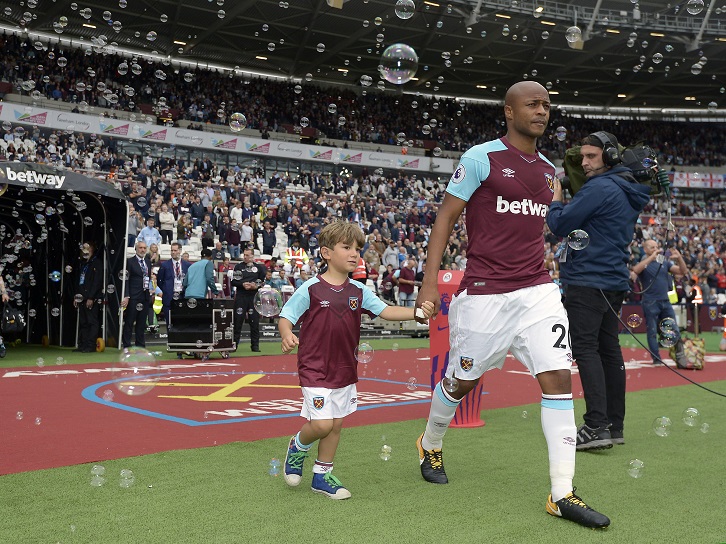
156;258;192;310
547;166;650;291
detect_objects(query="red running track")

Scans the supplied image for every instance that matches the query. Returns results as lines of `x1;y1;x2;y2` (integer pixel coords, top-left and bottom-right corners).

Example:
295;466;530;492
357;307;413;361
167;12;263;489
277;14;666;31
2;349;726;475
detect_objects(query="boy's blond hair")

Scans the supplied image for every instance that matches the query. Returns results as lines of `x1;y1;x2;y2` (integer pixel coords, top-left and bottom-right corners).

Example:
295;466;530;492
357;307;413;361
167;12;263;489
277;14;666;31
318;221;366;265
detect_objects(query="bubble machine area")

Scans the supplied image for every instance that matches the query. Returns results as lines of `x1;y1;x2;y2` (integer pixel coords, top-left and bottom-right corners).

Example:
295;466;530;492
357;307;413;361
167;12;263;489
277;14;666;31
0;163;128;348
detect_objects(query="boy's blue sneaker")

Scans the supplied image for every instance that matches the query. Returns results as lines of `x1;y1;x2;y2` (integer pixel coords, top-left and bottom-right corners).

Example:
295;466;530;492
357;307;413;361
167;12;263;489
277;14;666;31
283;436;307;487
311;472;351;500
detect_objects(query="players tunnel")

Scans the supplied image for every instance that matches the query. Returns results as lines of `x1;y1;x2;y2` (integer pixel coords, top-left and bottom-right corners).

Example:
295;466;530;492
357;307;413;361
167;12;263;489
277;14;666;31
0;162;128;348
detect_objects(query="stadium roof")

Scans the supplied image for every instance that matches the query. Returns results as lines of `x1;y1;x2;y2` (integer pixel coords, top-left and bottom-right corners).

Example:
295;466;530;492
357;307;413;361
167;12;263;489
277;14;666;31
2;0;725;111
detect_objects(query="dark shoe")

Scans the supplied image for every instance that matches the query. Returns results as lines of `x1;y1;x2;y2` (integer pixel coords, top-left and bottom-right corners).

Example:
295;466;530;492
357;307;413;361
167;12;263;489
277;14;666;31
576;424;613;451
251;346;261;352
176;352;184;360
610;429;624;445
546;489;610;528
416;433;448;484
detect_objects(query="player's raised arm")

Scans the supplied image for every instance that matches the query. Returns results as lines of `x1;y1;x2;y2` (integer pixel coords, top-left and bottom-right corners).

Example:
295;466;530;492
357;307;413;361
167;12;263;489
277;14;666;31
414;193;467;320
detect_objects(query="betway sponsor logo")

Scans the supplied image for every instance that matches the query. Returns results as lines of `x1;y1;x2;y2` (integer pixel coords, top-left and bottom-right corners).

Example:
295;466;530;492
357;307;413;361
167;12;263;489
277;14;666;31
56;114;91;130
495;195;548;217
5;168;65;189
174;130;204;145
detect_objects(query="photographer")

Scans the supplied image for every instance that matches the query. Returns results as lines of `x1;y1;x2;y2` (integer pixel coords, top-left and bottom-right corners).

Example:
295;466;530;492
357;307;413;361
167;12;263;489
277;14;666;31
632;240;690;367
547;132;651;451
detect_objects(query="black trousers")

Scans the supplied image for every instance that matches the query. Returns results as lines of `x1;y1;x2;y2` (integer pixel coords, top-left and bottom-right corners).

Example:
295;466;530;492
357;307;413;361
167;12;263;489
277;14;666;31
234;295;259;348
122;299;149;348
78;302;100;351
564;285;626;431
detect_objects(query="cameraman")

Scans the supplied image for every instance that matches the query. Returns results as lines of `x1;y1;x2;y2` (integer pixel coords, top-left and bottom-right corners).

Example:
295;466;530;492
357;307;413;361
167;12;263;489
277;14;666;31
547;132;650;451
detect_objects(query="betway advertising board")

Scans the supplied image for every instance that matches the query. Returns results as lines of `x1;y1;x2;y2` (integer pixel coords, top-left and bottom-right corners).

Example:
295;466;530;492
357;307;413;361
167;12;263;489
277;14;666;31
1;102;456;174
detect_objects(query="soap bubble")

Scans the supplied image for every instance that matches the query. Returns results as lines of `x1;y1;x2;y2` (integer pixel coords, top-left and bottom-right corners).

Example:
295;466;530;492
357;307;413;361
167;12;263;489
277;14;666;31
659;329;678;348
691;63;702;75
355;343;374;364
316;43;325;53
90;475;106;487
146;31;157;42
627;458;645;478
682;407;700;427
555;126;567;141
119;469;135;488
395;0;415;19
299;116;310;128
659;317;677;333
253;287;283;317
442;376;459;393
565;26;582;43
113;348;159;396
269;458;281;477
627;314;643;328
567;230;590;250
229;112;247;132
407;377;418;390
700;422;710;433
686;0;705;15
49;271;61;282
379;444;392;461
392;343;399;352
652;416;672;437
91;465;106;476
379;43;419;84
521;410;529;419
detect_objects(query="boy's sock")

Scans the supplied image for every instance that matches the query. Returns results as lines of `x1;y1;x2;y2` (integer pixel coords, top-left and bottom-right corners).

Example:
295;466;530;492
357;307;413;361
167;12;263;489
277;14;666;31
294;432;313;451
421;381;461;450
541;394;576;502
312;460;333;474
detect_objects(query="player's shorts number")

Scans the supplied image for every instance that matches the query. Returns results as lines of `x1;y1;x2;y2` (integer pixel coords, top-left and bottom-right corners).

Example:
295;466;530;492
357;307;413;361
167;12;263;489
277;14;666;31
552;324;567;349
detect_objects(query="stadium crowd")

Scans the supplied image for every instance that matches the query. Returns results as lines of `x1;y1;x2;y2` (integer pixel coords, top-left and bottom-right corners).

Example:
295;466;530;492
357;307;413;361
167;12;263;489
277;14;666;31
1;33;725;166
1;29;725;311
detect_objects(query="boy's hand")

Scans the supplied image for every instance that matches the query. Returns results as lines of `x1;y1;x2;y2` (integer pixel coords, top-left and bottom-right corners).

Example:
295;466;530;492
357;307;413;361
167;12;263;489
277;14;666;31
415;300;435;322
281;333;299;354
414;284;440;323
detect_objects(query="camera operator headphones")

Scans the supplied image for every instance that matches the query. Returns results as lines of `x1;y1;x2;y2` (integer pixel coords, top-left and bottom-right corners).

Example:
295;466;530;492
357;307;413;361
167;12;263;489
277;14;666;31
590;131;622;167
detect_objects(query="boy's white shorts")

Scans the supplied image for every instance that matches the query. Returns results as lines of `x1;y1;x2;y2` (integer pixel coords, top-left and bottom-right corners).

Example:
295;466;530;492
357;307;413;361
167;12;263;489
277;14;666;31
301;384;358;420
447;283;573;380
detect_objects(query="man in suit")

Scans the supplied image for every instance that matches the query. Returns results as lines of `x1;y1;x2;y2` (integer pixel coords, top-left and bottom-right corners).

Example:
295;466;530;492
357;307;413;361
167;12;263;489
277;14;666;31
121;241;153;348
155;242;191;325
73;241;104;352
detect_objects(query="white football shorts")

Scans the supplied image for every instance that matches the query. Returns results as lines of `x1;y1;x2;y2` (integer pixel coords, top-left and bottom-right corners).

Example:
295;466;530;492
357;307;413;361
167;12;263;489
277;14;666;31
446;282;572;380
301;384;358;420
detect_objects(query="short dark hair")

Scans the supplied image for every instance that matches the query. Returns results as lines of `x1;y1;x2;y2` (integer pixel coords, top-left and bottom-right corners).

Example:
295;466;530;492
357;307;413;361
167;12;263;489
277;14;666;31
201;248;213;258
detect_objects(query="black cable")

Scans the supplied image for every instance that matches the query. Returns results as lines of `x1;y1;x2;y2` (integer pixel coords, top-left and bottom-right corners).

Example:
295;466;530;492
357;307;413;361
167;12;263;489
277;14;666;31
599;288;726;398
